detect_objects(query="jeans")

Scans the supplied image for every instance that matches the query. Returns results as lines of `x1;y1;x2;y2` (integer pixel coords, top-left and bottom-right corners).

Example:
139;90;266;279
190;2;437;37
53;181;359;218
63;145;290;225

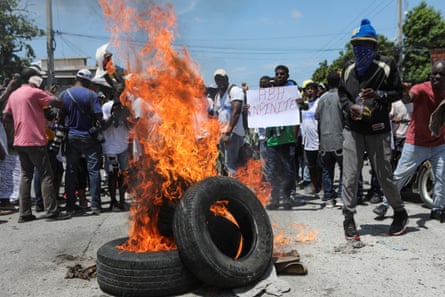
320;150;343;200
219;133;244;176
266;143;297;206
392;143;445;210
15;146;58;217
65;134;102;209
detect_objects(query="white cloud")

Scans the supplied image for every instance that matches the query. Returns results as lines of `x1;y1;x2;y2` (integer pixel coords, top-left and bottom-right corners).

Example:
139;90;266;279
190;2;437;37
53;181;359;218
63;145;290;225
291;9;302;19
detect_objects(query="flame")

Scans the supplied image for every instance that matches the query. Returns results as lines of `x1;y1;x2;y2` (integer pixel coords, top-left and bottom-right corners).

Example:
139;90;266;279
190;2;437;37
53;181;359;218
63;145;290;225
209;200;243;259
98;1;273;253
272;223;318;253
237;159;271;206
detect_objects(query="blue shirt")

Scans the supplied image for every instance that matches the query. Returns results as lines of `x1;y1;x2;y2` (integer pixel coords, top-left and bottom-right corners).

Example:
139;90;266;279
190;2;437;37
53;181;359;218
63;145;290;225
61;86;102;136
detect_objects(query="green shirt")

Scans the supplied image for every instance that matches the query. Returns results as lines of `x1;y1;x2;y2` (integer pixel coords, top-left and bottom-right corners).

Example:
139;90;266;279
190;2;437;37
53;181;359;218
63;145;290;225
266;126;296;146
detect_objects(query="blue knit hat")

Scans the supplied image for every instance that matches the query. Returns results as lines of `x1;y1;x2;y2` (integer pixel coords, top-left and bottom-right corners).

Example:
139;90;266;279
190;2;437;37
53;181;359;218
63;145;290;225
351;19;377;43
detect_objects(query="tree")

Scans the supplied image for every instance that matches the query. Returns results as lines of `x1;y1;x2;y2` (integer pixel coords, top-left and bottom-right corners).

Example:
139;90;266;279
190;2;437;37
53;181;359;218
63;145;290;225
0;0;44;79
311;60;329;84
402;1;445;82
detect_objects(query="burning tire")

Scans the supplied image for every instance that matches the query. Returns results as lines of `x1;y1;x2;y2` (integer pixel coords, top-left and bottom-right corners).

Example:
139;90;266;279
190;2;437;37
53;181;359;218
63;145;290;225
173;176;274;288
96;237;201;297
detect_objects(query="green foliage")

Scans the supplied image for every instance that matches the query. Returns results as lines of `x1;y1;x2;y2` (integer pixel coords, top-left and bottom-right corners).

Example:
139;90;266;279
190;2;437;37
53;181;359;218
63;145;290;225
0;0;45;79
402;1;445;82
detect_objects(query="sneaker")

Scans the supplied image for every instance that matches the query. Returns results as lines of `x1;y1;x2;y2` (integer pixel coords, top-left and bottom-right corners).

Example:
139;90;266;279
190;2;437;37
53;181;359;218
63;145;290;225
89;207;101;215
373;204;388;218
291;198;306;207
370;194;383;204
389;209;408;236
336;199;344;209
430;210;445;223
41;211;71;221
66;205;85;215
35;204;44;212
110;203;125;212
325;199;335;208
18;214;37;223
343;217;360;241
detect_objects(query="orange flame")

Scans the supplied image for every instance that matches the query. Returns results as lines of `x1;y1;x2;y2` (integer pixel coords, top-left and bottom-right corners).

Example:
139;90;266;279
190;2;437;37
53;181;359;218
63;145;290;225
237;159;271;206
272;223;318;253
98;1;273;253
209;200;243;259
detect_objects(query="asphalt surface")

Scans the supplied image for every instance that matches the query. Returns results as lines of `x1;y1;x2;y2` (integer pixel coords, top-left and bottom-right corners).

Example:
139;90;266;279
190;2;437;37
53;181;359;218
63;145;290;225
1;163;444;297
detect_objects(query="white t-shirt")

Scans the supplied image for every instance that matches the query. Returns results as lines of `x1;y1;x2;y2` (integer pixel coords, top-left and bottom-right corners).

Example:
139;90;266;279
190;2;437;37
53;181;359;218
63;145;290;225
101;100;130;155
301;99;319;151
213;85;245;137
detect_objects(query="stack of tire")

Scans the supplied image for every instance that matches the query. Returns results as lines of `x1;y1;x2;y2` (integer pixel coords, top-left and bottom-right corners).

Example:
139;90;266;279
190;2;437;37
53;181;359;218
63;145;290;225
96;176;274;297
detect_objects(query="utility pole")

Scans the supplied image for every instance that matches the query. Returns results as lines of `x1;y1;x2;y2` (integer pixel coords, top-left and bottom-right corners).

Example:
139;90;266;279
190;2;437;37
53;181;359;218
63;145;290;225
46;0;55;89
397;0;403;79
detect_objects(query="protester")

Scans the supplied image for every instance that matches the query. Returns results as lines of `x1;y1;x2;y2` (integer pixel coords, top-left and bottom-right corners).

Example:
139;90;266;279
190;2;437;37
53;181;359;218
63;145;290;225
300;80;322;195
2;66;71;222
60;69;103;215
209;69;245;177
315;71;344;208
265;65;305;210
101;91;132;211
0;74;21;214
338;19;408;240
380;60;445;222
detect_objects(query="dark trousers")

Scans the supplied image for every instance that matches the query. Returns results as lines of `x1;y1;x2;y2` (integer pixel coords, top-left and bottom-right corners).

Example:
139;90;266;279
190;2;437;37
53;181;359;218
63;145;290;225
15;146;58;217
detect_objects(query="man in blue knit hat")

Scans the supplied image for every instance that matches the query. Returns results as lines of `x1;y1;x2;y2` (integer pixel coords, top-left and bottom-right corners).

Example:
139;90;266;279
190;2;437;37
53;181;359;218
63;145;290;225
338;19;408;242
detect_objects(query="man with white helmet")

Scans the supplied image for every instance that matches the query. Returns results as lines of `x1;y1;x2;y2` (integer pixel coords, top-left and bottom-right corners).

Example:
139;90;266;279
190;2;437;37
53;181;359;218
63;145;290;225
60;69;104;215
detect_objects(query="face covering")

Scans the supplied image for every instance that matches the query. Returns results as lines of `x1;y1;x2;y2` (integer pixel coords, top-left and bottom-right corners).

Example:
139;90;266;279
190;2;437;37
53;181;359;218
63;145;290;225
353;45;376;77
29;75;43;88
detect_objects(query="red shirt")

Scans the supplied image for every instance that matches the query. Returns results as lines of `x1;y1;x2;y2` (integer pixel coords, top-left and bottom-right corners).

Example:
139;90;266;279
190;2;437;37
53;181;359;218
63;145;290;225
4;84;51;147
405;82;445;147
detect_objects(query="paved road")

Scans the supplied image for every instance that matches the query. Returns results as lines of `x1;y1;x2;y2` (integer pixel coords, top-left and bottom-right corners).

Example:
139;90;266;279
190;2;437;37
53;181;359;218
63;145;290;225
0;170;443;297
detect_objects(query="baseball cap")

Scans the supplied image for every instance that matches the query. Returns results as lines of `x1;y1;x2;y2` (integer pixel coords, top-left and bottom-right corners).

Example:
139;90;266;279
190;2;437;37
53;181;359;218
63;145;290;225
213;69;228;78
76;69;92;81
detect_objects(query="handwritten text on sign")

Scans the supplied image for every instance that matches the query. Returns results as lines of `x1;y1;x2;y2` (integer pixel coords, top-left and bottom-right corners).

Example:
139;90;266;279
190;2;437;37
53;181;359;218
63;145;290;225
246;85;301;128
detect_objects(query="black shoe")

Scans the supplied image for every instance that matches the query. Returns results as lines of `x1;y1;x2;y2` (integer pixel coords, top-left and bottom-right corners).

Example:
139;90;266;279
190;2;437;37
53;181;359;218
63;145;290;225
110;202;125;212
266;203;279;210
66;205;85;215
430;210;445;223
35;204;44;212
18;214;37;223
89;207;101;215
373;204;388;218
41;211;71;220
389;209;408;236
369;194;383;204
343;217;360;241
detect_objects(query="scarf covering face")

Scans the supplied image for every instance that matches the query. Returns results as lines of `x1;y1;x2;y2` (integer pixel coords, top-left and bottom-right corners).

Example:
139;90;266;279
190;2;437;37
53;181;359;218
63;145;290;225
353;45;376;77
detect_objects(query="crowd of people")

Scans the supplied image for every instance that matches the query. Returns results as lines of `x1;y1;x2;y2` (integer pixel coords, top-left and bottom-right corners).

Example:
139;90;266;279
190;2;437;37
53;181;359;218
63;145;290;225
206;18;445;242
0;55;133;222
1;18;444;243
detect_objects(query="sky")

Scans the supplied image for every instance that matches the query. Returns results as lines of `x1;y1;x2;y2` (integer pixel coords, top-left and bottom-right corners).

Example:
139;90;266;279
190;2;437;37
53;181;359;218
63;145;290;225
19;0;445;89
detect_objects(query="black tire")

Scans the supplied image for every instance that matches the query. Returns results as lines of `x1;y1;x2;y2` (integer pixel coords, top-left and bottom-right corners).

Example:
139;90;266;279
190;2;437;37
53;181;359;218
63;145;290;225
96;237;201;297
173;176;273;289
417;162;435;209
